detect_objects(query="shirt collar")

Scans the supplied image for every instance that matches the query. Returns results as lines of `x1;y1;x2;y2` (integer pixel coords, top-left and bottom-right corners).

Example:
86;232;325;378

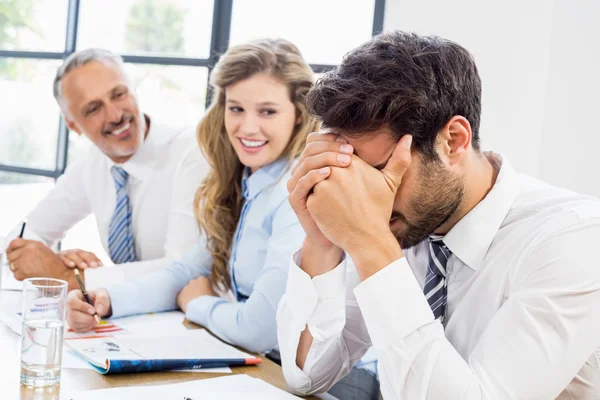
241;158;289;200
442;152;520;271
110;115;186;183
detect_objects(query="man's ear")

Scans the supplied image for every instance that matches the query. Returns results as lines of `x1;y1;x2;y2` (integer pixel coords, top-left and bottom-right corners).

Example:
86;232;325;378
438;116;471;165
65;118;82;136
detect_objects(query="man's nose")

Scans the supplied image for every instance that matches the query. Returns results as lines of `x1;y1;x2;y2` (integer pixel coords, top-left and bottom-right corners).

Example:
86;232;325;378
105;102;124;124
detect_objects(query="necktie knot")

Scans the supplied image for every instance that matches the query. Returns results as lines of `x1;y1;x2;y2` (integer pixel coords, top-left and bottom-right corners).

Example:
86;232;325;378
428;236;450;277
111;166;129;189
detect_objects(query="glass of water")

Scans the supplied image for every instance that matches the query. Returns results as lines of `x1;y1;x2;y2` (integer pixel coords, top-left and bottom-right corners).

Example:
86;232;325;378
20;278;68;387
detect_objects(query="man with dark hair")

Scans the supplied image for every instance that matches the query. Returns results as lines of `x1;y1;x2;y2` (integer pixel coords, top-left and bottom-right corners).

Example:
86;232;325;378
277;31;600;399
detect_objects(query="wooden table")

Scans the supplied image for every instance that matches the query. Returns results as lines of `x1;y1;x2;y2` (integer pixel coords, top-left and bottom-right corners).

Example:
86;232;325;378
0;290;320;399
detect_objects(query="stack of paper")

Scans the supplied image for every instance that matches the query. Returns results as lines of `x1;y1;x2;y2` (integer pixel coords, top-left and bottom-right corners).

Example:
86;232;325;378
65;374;301;399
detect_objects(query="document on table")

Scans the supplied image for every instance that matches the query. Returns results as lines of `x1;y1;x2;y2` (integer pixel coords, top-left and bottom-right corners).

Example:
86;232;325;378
65;330;256;374
109;310;190;335
65;374;301;399
0;306;129;339
0;310;187;338
0;308;231;373
0;263;23;291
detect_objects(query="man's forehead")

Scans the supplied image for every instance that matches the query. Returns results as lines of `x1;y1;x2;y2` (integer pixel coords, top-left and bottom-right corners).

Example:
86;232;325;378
336;127;397;167
62;62;127;99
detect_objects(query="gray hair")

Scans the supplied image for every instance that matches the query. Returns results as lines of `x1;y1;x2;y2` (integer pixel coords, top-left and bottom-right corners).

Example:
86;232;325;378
53;48;127;113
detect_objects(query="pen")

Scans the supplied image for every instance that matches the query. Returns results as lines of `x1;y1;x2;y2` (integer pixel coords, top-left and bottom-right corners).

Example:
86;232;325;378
9;219;27;273
18;219;27;238
74;268;101;324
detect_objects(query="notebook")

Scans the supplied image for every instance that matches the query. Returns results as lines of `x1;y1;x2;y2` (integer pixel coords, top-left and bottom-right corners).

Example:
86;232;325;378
64;329;261;374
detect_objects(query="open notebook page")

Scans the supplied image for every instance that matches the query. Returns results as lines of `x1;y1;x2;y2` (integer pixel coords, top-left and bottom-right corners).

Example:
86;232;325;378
65;330;254;369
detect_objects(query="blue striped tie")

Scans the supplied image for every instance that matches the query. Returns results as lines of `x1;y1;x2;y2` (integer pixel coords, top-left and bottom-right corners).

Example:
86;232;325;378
108;166;137;264
424;236;450;321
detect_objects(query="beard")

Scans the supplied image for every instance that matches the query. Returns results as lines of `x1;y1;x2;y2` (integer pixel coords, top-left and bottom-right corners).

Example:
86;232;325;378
392;159;464;249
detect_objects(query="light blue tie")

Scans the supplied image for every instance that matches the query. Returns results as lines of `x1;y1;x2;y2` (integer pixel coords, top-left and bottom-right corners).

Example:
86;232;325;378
108;166;137;264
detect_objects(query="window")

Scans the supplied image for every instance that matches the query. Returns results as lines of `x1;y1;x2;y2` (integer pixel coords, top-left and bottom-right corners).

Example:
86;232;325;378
0;172;54;236
128;64;208;128
0;58;62;170
0;0;386;249
77;0;214;58
0;0;68;52
230;0;376;65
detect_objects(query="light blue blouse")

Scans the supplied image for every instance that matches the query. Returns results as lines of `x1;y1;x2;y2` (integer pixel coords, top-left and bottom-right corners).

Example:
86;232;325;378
106;158;305;353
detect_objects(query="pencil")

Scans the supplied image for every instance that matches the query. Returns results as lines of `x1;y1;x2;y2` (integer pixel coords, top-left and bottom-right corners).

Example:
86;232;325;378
18;219;27;238
73;268;101;324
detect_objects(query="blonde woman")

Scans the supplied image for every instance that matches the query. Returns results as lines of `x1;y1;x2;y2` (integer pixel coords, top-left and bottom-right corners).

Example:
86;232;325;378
65;39;331;353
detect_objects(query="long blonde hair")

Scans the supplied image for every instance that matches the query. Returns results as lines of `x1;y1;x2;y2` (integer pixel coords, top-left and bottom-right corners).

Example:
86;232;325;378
195;38;320;291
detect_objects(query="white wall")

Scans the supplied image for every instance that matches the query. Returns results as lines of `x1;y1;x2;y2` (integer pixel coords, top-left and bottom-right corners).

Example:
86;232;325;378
384;0;600;198
537;0;600;198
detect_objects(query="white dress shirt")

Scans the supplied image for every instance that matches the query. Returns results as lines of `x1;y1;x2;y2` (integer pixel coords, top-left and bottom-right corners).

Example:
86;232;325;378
4;117;207;289
277;153;600;399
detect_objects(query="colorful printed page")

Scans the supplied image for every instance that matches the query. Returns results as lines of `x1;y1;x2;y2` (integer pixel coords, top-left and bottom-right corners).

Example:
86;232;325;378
65;330;260;374
66;374;301;399
66;319;127;339
66;310;188;339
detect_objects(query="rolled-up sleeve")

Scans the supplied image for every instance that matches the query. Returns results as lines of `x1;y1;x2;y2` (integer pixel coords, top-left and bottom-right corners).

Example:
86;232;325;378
277;252;372;396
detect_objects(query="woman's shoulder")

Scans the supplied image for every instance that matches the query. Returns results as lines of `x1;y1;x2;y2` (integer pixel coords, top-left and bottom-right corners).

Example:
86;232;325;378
264;165;292;199
257;160;295;208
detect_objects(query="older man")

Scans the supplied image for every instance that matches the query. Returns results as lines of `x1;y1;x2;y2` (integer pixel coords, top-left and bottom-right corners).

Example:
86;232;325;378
5;48;207;290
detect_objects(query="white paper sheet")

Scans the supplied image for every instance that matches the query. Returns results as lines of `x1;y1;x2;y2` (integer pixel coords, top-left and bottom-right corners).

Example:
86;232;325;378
177;366;231;373
111;310;189;335
63;348;95;370
0;309;21;335
65;330;253;364
0;264;23;291
65;374;301;399
118;330;253;360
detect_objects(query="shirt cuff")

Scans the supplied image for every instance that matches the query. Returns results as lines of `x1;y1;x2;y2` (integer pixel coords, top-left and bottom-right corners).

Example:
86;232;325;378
85;266;125;291
106;280;141;319
185;295;222;327
285;250;347;342
353;258;434;348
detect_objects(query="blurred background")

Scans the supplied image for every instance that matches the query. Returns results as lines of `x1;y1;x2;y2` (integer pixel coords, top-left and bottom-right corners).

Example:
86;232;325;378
1;0;599;258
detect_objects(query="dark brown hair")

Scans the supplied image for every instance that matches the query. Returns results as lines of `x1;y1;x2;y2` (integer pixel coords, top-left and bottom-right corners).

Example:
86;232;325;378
306;31;482;160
